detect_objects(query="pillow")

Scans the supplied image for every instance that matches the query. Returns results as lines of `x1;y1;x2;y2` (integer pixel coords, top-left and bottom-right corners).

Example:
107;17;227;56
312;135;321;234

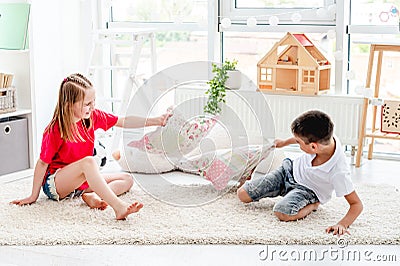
178;144;275;190
128;107;217;156
184;123;232;158
116;146;175;174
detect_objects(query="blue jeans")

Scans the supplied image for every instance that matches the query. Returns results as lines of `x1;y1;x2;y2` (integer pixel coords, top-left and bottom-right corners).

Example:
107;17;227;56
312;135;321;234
42;171;84;201
242;158;319;215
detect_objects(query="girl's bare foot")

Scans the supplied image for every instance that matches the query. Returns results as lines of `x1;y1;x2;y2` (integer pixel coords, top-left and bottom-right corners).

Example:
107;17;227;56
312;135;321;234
82;192;108;210
115;201;143;220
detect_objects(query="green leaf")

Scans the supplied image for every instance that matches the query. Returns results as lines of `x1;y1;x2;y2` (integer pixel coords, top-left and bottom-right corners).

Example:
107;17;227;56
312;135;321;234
204;59;238;115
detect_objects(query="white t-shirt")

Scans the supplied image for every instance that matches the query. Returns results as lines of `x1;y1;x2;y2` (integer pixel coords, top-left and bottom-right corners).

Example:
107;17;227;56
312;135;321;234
293;137;354;204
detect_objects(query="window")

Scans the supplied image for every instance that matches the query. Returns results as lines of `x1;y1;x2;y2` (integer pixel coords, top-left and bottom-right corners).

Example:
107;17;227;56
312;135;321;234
351;0;400;26
111;0;208;23
94;0;211;114
303;70;315;83
222;31;336;89
109;0;210;75
347;0;400;99
235;0;326;9
219;1;344;93
348;0;400;156
221;0;336;25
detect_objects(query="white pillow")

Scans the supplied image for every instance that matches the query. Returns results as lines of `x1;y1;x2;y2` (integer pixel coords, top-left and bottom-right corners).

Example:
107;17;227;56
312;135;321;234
117;146;175;174
254;148;286;174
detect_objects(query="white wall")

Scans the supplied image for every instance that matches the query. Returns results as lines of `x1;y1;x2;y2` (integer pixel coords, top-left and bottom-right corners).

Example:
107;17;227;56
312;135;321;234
30;0;92;157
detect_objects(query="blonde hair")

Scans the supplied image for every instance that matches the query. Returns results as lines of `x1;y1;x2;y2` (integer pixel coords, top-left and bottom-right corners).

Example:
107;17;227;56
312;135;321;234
45;73;94;142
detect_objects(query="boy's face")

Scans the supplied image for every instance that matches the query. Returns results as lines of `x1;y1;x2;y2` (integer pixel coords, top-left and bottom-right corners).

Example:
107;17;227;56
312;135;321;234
294;134;317;154
73;88;96;120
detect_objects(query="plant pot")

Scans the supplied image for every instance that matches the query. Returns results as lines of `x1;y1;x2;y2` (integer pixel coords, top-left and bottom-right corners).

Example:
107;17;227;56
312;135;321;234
225;70;241;90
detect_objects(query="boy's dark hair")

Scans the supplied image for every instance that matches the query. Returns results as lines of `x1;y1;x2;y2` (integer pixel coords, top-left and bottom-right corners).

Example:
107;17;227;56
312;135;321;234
291;110;334;144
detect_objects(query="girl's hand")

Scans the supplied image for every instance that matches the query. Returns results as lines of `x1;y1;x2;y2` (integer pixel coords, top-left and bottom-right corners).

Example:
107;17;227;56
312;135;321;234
326;224;350;236
10;195;38;206
156;113;172;127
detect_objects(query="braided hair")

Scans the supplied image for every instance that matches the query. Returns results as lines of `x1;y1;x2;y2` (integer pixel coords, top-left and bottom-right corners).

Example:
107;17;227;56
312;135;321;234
45;73;94;142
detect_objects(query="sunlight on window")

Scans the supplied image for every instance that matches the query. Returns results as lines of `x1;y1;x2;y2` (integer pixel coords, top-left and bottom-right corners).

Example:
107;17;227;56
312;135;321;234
222;32;335;89
111;0;207;23
235;0;325;9
349;36;400;155
351;0;400;25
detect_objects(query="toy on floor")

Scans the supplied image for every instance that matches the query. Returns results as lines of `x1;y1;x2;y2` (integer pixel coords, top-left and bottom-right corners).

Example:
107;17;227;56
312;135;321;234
93;140;107;168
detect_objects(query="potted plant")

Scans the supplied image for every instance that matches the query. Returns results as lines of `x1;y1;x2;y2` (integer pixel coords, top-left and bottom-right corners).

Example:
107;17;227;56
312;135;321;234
204;59;240;115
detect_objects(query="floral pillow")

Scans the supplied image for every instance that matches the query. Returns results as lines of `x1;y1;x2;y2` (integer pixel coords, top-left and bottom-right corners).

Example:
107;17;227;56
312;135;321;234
178;144;275;190
128;107;217;156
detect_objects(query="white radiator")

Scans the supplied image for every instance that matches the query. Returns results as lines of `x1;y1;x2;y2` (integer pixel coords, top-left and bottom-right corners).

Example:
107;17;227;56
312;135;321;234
175;87;364;146
262;93;365;146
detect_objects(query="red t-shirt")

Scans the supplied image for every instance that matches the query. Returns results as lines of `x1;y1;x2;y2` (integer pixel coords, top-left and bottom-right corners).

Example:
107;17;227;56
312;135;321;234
40;109;118;190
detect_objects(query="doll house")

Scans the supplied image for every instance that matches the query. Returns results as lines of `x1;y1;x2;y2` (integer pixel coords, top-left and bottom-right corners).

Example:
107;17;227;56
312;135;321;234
257;32;331;95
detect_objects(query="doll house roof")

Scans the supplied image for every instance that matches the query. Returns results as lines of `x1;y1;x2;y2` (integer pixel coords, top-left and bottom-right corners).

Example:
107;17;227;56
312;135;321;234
257;32;330;67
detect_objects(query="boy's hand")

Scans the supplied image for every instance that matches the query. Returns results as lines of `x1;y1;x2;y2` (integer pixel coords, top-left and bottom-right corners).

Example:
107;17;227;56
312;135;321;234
274;139;286;148
274;137;297;148
326;224;350;236
274;138;295;148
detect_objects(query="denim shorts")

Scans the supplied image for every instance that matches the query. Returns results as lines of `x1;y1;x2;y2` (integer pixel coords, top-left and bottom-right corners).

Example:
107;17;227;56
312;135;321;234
42;170;85;201
242;158;319;216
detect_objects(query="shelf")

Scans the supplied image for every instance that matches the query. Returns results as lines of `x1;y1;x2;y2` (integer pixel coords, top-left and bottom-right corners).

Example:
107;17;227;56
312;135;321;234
0;168;33;184
0;108;31;119
365;130;400;140
0;3;36;177
0;49;29;54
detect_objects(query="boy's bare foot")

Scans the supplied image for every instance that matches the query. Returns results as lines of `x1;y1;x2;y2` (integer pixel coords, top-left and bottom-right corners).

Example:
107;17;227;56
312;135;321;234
115;201;144;220
310;202;320;211
82;192;108;210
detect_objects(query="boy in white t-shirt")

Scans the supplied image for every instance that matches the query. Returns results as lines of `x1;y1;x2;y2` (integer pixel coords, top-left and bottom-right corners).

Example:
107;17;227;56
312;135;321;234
237;110;363;236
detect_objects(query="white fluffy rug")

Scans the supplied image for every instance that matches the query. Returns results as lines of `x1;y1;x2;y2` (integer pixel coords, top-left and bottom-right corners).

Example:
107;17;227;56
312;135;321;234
1;176;399;245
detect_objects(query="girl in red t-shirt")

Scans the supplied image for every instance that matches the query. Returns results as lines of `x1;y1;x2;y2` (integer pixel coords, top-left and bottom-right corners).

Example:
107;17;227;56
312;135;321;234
11;73;170;220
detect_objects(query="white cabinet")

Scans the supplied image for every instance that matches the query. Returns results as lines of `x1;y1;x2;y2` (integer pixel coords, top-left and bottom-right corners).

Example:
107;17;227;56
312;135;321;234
0;49;36;179
0;1;36;179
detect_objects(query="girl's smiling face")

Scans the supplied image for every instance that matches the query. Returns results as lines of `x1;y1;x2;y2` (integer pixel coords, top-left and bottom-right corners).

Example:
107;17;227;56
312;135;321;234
73;88;96;121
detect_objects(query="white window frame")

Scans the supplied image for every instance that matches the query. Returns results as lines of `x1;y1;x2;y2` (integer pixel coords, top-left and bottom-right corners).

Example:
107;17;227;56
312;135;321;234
348;25;400;35
104;0;218;62
219;0;349;94
101;0;350;94
221;0;337;26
